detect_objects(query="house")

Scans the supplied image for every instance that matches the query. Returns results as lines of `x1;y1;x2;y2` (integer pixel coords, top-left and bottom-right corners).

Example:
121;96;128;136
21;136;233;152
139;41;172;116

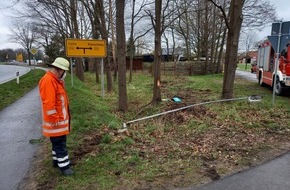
239;51;258;64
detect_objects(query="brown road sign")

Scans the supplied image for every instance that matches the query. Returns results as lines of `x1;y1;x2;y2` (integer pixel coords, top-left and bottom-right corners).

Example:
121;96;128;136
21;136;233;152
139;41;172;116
65;39;107;57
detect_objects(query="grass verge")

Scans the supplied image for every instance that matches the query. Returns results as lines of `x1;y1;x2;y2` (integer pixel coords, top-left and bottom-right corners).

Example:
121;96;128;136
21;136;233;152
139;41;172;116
27;71;290;190
237;63;252;72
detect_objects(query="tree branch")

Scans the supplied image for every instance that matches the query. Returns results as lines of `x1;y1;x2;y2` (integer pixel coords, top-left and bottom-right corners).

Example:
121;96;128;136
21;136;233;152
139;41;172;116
208;0;229;30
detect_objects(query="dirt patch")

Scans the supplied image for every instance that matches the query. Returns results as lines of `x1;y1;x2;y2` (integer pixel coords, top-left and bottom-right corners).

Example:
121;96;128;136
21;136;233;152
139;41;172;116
71;133;102;166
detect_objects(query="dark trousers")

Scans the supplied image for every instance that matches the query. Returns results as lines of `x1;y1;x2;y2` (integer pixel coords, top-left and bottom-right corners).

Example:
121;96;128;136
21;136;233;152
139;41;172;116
50;135;71;171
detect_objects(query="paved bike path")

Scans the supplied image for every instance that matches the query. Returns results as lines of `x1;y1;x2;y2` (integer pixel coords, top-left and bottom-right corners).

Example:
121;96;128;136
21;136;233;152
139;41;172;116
0;87;42;190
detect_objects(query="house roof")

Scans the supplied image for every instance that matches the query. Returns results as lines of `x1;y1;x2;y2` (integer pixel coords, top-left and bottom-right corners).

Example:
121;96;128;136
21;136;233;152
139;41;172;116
247;51;258;58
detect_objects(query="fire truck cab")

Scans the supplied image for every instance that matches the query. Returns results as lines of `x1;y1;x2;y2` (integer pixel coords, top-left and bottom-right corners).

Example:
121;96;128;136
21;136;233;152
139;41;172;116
256;41;290;95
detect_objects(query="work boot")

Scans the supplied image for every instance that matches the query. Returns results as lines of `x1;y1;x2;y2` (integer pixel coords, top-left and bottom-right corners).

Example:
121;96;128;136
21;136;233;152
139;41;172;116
61;168;74;176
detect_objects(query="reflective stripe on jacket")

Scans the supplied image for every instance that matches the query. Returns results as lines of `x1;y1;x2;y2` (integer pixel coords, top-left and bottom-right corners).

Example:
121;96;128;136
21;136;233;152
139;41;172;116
39;71;70;137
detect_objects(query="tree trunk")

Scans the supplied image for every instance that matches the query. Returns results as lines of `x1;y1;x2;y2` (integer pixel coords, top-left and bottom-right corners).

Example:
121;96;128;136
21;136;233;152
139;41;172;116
222;0;244;99
210;4;217;74
74;58;83;81
70;0;84;81
152;0;162;105
214;18;224;74
98;0;113;92
129;0;136;83
204;0;209;73
92;2;100;84
217;27;227;73
116;0;128;112
95;59;99;83
196;0;201;62
109;0;117;82
27;48;31;66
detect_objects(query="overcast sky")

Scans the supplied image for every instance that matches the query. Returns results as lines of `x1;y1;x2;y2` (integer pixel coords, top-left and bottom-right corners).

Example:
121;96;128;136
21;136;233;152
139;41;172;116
0;0;289;50
0;0;22;49
259;0;290;39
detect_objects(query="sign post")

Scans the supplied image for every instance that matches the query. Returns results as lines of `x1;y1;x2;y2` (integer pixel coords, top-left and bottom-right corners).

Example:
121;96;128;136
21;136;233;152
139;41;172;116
30;47;38;73
101;58;104;97
16;70;19;84
271;22;282;106
267;21;290;105
70;58;74;87
65;39;107;97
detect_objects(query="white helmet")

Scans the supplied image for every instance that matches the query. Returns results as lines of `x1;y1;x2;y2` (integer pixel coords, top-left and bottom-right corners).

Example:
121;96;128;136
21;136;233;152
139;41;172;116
51;57;69;71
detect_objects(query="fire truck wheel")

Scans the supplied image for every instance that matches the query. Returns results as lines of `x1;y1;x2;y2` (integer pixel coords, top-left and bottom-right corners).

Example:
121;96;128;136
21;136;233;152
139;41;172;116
274;79;284;96
258;73;265;86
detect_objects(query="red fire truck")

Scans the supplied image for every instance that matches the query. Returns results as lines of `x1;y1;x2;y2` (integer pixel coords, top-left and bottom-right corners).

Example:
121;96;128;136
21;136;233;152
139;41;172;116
256;40;290;95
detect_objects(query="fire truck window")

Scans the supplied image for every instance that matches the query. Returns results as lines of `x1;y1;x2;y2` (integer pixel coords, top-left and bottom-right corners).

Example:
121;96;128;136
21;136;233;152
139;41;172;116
281;49;287;58
269;48;275;72
270;58;274;71
281;49;286;56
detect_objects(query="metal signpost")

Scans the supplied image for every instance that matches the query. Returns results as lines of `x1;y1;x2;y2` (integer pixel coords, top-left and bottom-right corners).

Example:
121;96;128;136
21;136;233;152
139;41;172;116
65;39;107;97
267;21;290;105
70;57;74;87
30;47;38;73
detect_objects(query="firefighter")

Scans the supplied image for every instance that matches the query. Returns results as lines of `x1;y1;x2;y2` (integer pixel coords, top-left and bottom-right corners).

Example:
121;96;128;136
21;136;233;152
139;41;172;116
39;57;74;176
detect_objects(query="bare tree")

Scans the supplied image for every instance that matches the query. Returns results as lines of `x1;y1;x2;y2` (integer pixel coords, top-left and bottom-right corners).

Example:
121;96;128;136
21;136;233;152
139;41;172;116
152;0;162;105
9;21;38;65
116;0;128;112
209;0;245;99
108;0;118;82
209;0;276;98
128;0;136;83
128;0;149;83
13;0;277;103
21;0;86;80
214;1;227;74
242;0;277;28
174;0;195;71
80;0;114;91
173;0;226;74
239;30;258;69
240;30;258;53
96;0;113;92
79;0;101;83
70;0;85;81
145;0;184;104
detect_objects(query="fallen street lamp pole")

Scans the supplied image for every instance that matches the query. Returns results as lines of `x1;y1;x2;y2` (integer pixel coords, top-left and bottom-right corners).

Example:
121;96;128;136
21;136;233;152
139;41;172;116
118;95;262;133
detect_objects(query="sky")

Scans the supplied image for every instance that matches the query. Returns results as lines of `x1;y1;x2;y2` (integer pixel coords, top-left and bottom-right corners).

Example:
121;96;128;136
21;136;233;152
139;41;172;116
0;1;23;50
0;0;289;50
258;0;290;39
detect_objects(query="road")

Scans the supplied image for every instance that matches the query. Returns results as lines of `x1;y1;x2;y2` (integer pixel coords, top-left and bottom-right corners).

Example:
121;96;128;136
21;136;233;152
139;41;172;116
0;65;31;84
0;69;42;190
180;153;290;190
235;69;257;82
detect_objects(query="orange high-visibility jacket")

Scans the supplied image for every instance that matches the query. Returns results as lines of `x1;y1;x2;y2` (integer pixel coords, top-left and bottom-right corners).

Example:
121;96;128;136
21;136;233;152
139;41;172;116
39;71;70;137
